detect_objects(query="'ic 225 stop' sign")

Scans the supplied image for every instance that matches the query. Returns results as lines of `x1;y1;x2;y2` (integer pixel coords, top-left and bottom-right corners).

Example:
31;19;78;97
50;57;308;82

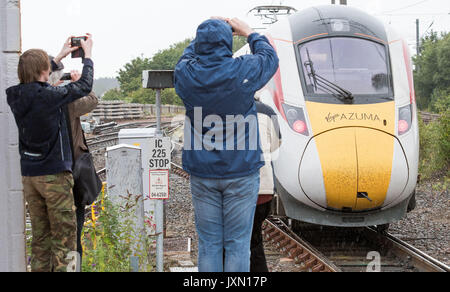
149;137;171;200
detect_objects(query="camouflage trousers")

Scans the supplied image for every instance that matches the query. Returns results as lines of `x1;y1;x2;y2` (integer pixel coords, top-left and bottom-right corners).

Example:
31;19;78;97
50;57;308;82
23;172;77;272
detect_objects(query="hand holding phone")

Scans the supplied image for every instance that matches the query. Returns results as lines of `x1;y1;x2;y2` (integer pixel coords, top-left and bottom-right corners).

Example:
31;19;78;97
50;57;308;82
71;34;93;59
71;36;87;58
54;37;78;64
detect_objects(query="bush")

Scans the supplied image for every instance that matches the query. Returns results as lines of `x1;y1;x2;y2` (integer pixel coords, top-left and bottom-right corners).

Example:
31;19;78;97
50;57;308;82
419;110;450;181
81;188;153;272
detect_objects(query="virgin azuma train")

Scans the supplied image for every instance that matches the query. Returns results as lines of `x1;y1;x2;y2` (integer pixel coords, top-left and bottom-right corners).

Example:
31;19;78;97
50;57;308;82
237;5;419;227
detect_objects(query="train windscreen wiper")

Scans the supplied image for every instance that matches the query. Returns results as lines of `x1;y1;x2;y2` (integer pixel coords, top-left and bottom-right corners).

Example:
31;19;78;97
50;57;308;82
304;48;354;102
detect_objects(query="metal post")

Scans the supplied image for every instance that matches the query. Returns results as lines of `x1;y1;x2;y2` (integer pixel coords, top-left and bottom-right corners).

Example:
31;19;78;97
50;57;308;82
142;70;174;273
155;89;164;272
416;19;420;57
156;89;162;136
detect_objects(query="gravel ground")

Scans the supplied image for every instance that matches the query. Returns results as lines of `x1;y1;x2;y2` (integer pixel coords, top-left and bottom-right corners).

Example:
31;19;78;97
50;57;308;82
165;174;198;262
390;181;449;266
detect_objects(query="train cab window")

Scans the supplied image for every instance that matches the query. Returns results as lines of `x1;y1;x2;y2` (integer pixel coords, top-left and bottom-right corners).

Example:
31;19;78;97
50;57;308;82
298;37;393;101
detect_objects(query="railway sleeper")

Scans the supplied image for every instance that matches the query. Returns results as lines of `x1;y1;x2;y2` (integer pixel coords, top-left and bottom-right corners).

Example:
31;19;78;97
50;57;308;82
271;234;285;244
289;247;304;259
277;238;291;249
295;251;310;263
285;243;298;254
305;257;318;268
312;263;326;272
262;227;275;237
266;230;281;240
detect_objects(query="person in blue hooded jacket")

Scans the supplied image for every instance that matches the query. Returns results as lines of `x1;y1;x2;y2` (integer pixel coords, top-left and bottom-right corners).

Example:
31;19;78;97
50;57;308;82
174;17;279;272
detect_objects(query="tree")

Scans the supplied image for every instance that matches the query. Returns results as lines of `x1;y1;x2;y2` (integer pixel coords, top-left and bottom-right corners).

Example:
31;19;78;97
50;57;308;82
233;36;247;53
102;88;124;101
112;36;250;106
414;32;450;110
117;56;152;95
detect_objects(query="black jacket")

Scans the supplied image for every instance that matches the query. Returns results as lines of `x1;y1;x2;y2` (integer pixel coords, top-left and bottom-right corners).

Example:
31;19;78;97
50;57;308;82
6;58;94;177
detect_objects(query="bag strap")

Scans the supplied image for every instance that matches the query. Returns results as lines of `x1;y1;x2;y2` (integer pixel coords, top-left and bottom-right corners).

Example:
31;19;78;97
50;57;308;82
81;127;91;153
63;105;76;169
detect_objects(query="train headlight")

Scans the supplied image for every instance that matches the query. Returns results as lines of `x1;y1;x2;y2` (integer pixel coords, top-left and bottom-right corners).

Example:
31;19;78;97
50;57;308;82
398;104;413;136
282;103;310;136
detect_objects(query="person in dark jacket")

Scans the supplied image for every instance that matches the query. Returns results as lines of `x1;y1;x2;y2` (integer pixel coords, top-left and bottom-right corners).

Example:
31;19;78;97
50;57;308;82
48;64;98;268
6;35;94;272
174;18;279;272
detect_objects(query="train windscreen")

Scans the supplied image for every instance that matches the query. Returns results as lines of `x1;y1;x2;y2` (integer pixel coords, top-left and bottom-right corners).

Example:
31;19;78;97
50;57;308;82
298;37;393;101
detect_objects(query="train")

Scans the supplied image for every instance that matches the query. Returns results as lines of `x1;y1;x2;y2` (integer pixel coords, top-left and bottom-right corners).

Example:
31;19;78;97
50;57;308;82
236;5;419;227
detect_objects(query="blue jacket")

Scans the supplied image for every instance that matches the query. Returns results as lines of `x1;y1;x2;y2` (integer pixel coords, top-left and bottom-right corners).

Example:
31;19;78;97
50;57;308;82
6;59;94;177
174;19;279;179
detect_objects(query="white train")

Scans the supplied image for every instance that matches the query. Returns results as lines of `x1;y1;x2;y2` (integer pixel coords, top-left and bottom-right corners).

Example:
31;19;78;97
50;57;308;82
237;5;419;227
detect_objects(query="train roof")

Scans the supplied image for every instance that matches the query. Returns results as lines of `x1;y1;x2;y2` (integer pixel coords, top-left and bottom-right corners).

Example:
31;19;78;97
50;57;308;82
288;5;388;45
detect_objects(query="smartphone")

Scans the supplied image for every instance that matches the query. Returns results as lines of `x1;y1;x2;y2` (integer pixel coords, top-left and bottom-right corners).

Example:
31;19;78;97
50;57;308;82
60;73;72;81
71;36;87;59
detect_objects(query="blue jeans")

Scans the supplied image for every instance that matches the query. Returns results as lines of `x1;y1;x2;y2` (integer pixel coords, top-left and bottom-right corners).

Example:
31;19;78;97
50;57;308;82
190;172;260;272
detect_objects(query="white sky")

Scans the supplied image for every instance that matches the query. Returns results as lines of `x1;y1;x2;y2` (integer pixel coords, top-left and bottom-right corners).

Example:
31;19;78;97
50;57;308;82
21;0;450;78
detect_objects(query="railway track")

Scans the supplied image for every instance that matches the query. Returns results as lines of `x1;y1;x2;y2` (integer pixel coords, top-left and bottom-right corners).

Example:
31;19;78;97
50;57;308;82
265;218;450;272
170;166;449;273
87;120;183;153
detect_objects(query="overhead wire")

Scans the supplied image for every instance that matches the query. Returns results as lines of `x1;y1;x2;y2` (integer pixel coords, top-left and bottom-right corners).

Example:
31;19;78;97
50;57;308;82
380;0;432;14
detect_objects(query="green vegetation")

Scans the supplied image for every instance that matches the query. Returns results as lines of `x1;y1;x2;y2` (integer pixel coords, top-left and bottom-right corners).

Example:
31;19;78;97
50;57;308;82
414;32;450;111
414;32;449;187
82;189;153;272
103;36;248;105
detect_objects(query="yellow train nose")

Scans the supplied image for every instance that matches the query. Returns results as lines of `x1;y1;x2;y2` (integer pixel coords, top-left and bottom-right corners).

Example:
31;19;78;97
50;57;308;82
301;101;403;211
318;128;393;211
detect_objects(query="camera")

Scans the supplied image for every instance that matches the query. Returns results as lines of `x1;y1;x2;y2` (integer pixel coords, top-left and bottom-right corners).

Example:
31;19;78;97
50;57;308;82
71;36;87;59
60;73;72;81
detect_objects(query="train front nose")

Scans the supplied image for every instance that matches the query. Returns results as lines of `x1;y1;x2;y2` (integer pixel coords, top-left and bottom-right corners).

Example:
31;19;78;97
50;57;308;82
299;127;408;211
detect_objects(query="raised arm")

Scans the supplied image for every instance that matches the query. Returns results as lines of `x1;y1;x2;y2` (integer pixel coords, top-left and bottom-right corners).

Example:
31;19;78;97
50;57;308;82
228;18;279;93
45;58;94;107
45;34;95;107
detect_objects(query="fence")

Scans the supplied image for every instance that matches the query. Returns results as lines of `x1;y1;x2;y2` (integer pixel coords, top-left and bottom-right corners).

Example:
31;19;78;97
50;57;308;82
419;112;441;124
92;101;185;121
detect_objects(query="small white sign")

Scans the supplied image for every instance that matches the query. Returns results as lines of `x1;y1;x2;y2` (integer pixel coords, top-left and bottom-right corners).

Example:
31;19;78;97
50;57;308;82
149;137;171;170
149;170;170;200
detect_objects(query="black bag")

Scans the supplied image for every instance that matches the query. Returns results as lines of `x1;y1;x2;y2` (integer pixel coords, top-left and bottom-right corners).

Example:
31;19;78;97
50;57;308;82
72;152;102;206
64;107;102;207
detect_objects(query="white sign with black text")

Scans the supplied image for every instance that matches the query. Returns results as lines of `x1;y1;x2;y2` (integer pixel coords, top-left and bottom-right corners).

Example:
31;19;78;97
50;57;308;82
149;137;171;200
149;137;171;170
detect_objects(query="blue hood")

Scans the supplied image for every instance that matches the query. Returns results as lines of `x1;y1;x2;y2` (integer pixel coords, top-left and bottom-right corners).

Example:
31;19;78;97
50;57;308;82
194;19;233;61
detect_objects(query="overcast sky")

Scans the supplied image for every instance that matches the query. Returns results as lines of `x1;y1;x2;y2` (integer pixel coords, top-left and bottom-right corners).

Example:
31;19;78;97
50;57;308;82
21;0;450;78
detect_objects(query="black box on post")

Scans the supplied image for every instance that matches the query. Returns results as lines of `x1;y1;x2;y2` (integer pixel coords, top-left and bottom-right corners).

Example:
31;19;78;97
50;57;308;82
142;70;175;89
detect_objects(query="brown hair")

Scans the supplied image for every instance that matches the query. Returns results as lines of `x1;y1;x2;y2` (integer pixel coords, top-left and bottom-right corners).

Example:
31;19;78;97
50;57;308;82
18;49;50;84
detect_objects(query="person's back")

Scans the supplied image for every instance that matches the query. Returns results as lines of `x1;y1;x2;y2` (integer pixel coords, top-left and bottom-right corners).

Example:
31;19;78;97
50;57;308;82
174;18;279;273
7;55;94;177
175;18;279;179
